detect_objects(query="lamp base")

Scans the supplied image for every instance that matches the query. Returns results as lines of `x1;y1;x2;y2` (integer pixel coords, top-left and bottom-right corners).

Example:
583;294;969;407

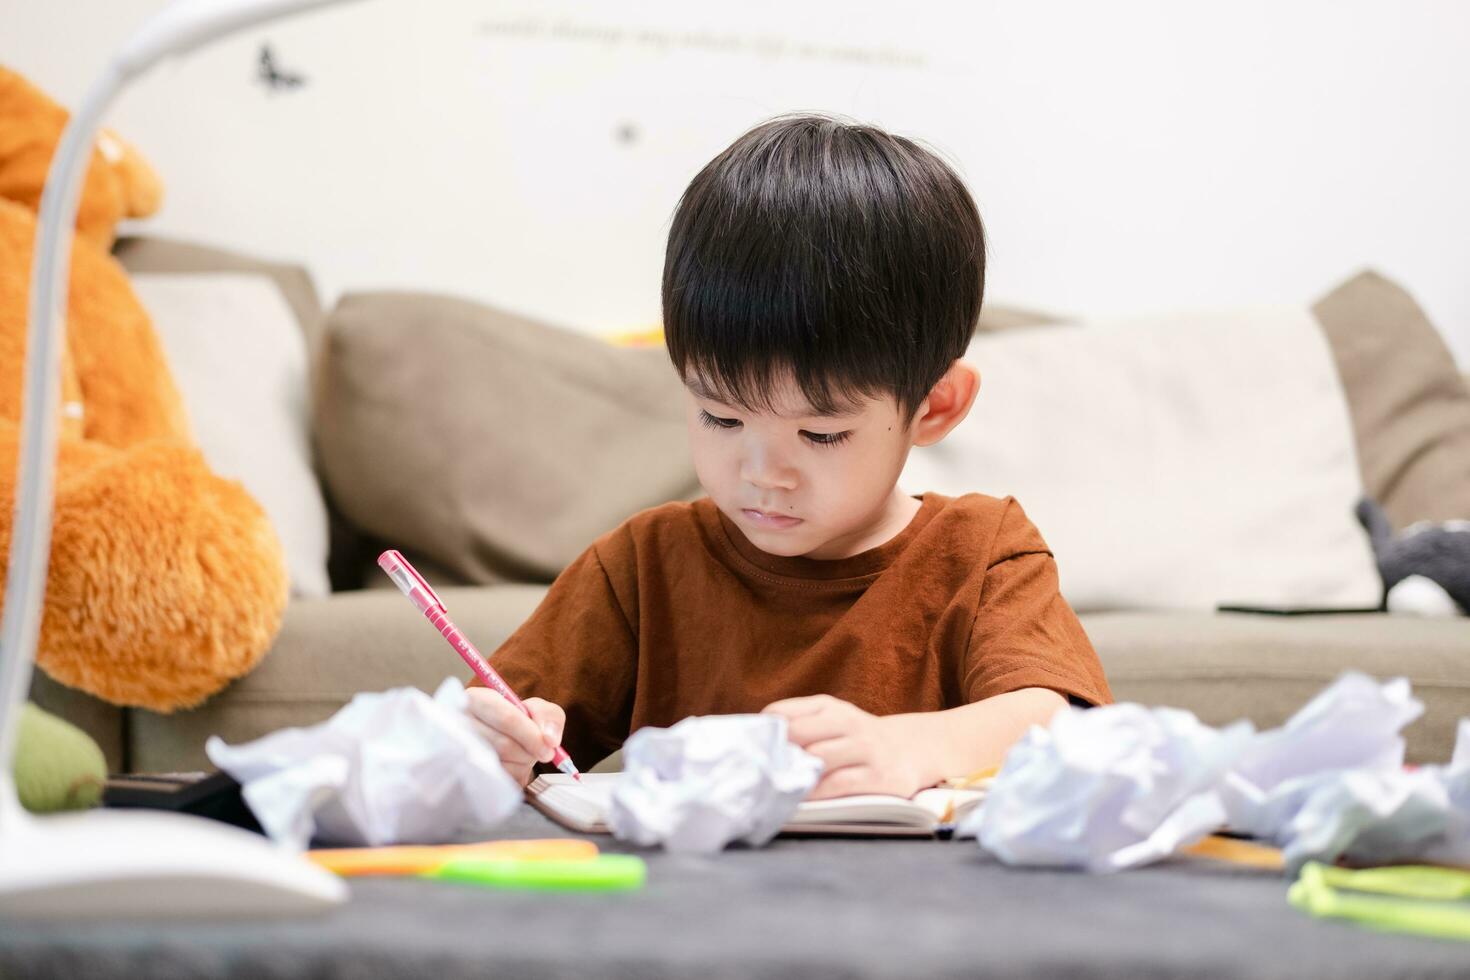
0;775;347;918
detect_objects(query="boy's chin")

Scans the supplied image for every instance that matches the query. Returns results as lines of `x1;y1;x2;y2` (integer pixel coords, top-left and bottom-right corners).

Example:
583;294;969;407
751;537;814;558
735;523;817;557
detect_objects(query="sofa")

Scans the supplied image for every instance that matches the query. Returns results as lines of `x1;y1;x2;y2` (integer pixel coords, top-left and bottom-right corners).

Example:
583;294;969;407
26;237;1470;774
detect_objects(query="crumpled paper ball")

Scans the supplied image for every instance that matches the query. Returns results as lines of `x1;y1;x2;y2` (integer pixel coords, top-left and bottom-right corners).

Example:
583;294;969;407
206;677;522;849
959;703;1254;873
607;714;822;853
1219;672;1424;841
1276;718;1470;873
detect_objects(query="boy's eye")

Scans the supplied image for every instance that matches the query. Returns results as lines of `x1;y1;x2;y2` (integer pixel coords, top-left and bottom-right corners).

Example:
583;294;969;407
801;429;853;448
699;410;741;430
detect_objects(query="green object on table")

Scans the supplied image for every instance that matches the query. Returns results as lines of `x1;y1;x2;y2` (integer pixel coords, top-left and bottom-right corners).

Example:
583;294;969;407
426;854;647;892
11;702;106;813
1289;862;1470;942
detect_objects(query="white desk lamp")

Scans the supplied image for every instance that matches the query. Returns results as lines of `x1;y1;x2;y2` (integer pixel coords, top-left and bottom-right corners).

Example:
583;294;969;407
0;0;369;917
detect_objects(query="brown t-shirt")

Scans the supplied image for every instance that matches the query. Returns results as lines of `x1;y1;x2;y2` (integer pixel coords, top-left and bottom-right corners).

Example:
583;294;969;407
488;492;1113;768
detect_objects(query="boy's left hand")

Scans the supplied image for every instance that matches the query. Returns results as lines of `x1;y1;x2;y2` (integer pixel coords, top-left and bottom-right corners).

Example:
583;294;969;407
762;694;938;800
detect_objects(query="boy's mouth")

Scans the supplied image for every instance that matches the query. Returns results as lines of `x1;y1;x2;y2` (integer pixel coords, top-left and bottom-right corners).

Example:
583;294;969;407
741;508;803;530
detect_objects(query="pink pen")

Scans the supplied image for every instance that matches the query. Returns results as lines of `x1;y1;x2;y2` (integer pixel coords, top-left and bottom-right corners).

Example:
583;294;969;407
378;549;581;780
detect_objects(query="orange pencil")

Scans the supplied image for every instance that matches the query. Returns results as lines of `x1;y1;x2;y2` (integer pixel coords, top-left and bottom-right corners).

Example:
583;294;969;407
309;838;598;876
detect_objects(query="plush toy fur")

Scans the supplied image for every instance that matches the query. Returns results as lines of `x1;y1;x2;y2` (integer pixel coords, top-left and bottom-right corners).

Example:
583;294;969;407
0;66;288;710
1357;497;1470;616
0;69;162;254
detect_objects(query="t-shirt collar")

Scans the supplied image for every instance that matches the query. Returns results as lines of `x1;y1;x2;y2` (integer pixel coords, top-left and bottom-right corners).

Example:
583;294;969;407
704;493;945;582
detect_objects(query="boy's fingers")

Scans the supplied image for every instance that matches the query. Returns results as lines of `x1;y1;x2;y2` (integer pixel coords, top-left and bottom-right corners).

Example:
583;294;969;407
466;688;546;760
802;736;868;772
784;711;851;747
524;698;566;749
762;694;833;719
808;765;875;801
469;717;534;767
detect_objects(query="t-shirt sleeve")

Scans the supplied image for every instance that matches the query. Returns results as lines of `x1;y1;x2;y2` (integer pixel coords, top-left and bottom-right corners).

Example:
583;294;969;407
963;498;1113;707
478;536;638;769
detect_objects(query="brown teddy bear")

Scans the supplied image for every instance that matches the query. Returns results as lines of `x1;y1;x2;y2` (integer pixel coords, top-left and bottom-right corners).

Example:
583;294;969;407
0;65;287;711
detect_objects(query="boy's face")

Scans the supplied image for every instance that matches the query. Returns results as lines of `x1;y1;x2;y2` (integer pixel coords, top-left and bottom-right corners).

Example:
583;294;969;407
684;372;923;561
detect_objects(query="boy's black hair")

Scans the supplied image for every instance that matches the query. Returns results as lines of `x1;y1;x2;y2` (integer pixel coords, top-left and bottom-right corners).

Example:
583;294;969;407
662;112;986;421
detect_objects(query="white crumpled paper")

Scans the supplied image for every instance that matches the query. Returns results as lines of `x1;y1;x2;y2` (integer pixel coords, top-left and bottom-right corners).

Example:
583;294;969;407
1275;718;1470;873
205;677;523;850
953;672;1467;875
1218;672;1424;841
607;714;823;853
958;703;1254;873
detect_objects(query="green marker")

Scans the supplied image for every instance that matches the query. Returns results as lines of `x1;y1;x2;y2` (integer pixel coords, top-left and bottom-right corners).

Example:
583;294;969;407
426;855;647;893
1290;861;1470;942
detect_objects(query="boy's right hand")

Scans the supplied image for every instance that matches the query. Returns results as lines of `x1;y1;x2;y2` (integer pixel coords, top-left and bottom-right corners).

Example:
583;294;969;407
465;688;567;787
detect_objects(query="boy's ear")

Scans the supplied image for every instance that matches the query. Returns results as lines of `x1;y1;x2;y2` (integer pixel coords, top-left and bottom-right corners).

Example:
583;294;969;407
911;360;980;447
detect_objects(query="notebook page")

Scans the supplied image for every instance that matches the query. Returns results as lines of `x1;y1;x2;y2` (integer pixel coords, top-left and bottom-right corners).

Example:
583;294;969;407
529;773;618;828
911;786;989;823
533;773;986;829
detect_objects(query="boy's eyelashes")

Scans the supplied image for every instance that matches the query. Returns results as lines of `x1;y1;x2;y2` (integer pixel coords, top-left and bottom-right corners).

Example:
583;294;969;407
697;410;853;448
698;409;741;430
802;429;853;447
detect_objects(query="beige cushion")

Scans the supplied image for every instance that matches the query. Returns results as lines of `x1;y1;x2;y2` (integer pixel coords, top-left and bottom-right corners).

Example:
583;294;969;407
112;236;324;351
1313;270;1470;528
1087;610;1470;764
128;585;548;773
314;291;702;585
133;273;331;598
903;306;1380;611
109;234;371;592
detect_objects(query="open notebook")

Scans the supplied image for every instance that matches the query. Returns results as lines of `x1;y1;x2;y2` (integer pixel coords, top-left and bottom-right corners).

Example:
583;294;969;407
527;772;990;838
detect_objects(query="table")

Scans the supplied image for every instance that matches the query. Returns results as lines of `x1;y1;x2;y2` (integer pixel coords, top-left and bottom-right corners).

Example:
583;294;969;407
2;805;1468;978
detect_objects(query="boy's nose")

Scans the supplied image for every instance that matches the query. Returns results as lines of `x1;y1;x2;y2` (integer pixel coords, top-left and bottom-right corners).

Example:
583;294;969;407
740;447;798;491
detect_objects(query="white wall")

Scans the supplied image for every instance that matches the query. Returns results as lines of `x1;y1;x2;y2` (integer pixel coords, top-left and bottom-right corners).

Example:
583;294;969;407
5;0;1468;364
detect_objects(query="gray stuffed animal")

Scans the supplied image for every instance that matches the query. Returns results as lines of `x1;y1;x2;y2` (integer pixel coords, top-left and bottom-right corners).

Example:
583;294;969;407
1357;498;1470;616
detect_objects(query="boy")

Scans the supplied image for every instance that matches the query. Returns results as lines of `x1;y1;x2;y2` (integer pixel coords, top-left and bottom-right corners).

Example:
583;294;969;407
467;112;1111;800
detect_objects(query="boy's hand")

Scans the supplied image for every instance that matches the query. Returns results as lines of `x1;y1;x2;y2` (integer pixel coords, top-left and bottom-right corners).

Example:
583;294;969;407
465;688;566;787
762;694;938;800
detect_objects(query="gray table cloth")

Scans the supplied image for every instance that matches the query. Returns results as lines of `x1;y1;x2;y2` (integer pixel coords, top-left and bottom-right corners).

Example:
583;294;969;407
2;805;1468;978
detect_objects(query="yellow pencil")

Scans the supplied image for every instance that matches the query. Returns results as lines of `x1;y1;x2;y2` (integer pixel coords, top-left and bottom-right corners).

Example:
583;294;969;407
937;766;1000;826
1181;835;1284;870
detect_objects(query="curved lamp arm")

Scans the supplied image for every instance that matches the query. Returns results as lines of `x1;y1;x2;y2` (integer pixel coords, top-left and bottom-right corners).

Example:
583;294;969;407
0;0;362;774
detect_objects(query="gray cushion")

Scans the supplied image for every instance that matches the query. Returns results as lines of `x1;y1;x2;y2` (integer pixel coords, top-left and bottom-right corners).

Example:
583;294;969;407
1312;270;1470;527
314;291;701;586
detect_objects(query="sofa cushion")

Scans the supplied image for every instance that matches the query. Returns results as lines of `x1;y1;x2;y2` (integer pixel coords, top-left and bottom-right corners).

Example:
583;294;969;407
1312;270;1470;528
132;273;331;598
110;234;369;592
314;291;702;585
1086;610;1470;764
902;306;1380;612
126;583;1466;774
127;585;548;773
112;235;324;351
